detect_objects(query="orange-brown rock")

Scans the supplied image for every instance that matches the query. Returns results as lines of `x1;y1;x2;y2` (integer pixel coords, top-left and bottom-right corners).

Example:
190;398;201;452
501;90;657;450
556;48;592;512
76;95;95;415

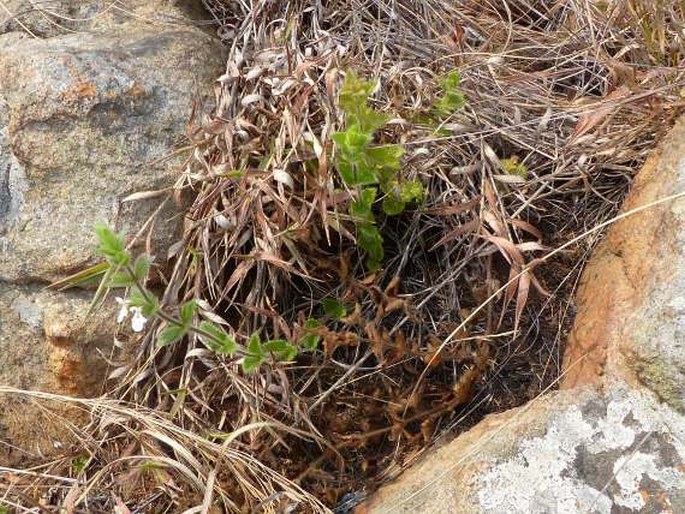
564;116;685;412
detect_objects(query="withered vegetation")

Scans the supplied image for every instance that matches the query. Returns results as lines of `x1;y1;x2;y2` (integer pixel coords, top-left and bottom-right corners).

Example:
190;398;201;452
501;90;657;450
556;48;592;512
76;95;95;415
2;0;684;512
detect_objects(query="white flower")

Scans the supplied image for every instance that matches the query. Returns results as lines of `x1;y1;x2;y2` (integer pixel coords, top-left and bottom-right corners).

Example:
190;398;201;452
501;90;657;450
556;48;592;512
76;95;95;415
130;306;147;332
116;297;128;323
115;296;148;333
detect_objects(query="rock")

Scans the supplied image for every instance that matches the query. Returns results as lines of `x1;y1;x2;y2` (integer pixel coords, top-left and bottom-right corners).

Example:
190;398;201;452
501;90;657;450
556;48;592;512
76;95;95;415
0;284;119;463
362;116;685;513
362;382;685;514
0;1;224;463
0;1;207;38
564;116;685;411
0;7;224;283
0;285;118;396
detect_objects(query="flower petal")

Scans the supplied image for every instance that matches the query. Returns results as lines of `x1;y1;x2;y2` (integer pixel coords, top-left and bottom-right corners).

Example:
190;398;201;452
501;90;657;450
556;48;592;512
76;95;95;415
116;299;129;324
130;307;147;332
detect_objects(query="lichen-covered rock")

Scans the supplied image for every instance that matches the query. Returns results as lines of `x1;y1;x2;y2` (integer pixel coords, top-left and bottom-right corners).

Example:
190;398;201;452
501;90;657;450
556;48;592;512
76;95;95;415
363;382;685;514
0;18;223;282
564;116;685;412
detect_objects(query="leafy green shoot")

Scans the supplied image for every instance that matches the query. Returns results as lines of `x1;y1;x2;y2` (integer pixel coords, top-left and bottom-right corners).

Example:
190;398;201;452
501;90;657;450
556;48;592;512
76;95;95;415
93;222;303;373
299;318;323;350
434;71;465;118
332;71;424;270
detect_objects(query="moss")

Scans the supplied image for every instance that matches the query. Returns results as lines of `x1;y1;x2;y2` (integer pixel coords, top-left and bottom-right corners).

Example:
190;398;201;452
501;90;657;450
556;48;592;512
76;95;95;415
629;356;684;413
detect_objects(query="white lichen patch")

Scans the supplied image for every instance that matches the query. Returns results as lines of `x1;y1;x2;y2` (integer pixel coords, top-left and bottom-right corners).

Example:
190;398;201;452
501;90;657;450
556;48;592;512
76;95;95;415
476;384;685;513
612;452;684;510
11;295;42;330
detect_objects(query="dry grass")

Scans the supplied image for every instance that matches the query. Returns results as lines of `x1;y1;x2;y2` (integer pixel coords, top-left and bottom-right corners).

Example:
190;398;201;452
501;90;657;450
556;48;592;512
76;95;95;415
2;0;685;512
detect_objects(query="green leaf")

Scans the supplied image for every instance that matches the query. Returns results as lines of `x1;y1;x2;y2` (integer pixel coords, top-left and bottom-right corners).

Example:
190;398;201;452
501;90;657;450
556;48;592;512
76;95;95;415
336;159;357;185
94;222;125;254
71;455;89;475
94;222;129;266
158;323;187;346
382;194;405;216
226;169;244;179
358;223;384;270
441;70;461;90
300;333;321;350
247;333;265;357
129;286;160;318
263;340;298;361
106;271;136;288
133;254;152;282
305;318;322;330
381;179;423;216
179;300;197;326
353;163;379;185
87;265;115;315
338;71;389;131
198;320;238;355
332;127;371;161
344;125;371;151
49;262;110;291
242;334;266;372
299;318;322;350
339;71;375;107
434;71;465;118
322;298;347;320
365;145;404;171
357;107;390;133
241;354;264;373
350;187;377;221
339;71;385;132
333;126;380;186
399;179;424;203
501;157;528;178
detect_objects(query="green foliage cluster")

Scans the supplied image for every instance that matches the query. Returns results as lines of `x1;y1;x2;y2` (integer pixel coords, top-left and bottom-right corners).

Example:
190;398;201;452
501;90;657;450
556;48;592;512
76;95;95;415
71;455;89;475
94;223;320;373
332;71;424;270
433;71;465;118
501;157;528;178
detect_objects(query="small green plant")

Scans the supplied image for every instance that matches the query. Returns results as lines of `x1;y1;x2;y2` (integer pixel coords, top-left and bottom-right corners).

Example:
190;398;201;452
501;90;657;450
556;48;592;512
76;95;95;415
322;297;347;320
501;156;528;178
433;71;465;118
332;71;424;270
93;223;304;373
298;318;323;350
71;455;89;475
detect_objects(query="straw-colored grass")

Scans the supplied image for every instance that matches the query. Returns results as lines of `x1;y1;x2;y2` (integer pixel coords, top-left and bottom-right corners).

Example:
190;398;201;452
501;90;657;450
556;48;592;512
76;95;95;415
2;0;684;512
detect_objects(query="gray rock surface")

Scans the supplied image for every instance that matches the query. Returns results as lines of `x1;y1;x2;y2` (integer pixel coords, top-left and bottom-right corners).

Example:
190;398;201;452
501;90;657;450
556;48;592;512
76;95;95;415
564;116;685;412
0;0;224;463
0;1;209;37
363;117;685;513
0;284;118;395
364;382;685;514
0;283;120;463
0;11;224;282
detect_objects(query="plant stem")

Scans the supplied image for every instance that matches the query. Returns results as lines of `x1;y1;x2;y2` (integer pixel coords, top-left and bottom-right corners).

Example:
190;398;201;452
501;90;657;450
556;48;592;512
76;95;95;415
123;264;237;351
